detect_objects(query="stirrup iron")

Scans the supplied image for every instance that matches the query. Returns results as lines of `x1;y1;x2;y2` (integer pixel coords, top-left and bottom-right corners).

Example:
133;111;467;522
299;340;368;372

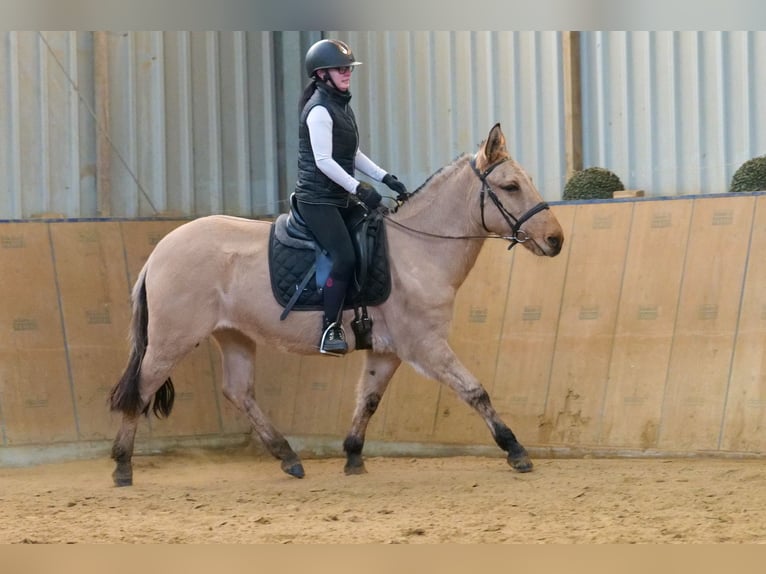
319;321;348;357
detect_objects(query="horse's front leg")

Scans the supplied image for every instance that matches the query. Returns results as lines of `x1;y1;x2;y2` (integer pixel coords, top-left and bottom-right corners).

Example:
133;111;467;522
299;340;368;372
408;340;533;473
343;352;401;475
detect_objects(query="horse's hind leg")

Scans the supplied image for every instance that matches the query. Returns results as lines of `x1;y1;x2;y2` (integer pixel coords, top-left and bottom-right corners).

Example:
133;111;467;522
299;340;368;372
112;414;140;486
111;346;178;486
214;330;304;479
343;352;401;475
408;340;533;473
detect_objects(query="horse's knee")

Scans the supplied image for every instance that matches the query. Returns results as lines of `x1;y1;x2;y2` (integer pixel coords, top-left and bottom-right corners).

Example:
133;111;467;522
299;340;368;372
466;388;491;410
363;393;381;416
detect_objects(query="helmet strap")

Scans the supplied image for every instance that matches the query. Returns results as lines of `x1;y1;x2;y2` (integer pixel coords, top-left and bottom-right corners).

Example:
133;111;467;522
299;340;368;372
315;69;342;92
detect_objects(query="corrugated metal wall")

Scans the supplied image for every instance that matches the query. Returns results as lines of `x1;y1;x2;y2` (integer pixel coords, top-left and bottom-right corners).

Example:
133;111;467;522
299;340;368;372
581;31;766;196
2;31;765;220
332;31;568;202
0;31;290;220
0;31;568;220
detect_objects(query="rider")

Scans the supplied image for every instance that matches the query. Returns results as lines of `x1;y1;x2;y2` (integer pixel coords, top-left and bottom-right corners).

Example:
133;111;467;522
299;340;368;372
294;38;409;356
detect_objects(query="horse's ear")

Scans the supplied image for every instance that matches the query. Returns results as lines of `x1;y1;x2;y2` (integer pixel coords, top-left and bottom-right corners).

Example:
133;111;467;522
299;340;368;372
483;123;508;164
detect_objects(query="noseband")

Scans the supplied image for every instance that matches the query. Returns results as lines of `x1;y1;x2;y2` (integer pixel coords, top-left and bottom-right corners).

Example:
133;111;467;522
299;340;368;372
470;156;550;250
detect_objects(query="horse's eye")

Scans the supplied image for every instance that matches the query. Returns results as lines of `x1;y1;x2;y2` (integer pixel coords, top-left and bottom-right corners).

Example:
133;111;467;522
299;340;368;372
501;183;520;192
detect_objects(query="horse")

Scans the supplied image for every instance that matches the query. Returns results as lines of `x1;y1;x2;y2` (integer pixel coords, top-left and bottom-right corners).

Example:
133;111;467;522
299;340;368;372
108;123;564;486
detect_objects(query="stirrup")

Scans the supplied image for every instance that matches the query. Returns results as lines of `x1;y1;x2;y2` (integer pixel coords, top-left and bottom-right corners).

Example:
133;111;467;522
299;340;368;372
319;322;348;357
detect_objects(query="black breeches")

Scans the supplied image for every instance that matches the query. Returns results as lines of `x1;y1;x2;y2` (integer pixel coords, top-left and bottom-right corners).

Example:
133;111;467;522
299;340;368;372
296;201;356;281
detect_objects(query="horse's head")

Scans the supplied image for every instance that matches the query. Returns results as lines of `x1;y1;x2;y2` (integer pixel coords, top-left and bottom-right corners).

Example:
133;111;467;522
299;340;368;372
472;123;564;256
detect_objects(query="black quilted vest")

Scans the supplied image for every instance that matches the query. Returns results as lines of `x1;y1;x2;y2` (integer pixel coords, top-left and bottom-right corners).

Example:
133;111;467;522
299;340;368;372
294;82;359;207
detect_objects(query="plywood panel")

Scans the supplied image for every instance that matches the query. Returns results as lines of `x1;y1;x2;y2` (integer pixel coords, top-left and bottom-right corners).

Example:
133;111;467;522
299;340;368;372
492;204;576;446
289;355;349;436
252;346;302;434
720;195;766;452
120;220;221;438
541;202;634;446
0;223;77;444
600;200;693;448
659;195;755;451
432;240;516;445
380;364;440;442
49;222;133;440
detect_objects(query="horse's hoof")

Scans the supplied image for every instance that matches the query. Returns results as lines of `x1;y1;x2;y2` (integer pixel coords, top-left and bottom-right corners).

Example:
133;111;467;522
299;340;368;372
112;464;133;486
113;475;133;487
508;454;534;473
283;462;305;479
344;463;368;476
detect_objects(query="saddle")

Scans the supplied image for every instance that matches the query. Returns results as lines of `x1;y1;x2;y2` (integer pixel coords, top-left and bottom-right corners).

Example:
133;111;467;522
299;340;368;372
268;195;391;348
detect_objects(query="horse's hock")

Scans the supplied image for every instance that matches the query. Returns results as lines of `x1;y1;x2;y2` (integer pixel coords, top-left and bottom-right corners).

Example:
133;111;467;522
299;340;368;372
2;192;766;465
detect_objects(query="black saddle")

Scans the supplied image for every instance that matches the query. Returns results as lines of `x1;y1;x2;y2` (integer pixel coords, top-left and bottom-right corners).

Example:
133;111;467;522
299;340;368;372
268;195;391;323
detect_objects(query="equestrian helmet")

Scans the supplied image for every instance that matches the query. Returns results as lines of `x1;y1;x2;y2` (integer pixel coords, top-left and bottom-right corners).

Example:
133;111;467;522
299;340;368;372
304;39;362;78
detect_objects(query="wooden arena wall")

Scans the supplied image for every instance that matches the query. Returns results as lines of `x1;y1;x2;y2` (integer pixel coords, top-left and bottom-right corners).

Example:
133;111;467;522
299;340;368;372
1;193;765;463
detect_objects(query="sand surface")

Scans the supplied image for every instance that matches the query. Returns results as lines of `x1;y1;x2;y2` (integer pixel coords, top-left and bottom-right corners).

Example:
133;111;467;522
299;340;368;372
0;449;763;543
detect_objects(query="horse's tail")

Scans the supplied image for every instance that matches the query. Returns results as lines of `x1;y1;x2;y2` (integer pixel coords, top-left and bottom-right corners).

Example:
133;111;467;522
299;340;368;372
108;265;175;418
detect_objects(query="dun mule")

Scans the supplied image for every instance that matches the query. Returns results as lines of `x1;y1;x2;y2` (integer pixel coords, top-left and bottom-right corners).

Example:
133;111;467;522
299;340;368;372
108;124;564;486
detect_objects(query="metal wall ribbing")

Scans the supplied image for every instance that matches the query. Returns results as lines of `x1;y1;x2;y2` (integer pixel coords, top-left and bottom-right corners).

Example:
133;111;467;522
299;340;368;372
2;31;765;220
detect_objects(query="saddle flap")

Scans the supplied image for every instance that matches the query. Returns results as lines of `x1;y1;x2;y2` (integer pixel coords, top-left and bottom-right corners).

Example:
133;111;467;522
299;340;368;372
268;203;391;314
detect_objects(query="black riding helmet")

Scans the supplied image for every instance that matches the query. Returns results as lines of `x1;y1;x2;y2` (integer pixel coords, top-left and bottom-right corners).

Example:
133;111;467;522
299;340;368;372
304;39;362;78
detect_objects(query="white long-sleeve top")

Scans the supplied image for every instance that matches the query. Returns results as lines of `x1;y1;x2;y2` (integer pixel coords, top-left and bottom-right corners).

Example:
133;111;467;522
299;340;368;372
306;105;387;194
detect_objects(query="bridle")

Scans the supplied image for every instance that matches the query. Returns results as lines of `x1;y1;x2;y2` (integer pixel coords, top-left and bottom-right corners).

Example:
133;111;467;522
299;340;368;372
469;156;550;250
382;154;550;249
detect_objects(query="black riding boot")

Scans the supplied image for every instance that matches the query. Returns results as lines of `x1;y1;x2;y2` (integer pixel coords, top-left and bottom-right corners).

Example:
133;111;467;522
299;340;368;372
319;276;349;356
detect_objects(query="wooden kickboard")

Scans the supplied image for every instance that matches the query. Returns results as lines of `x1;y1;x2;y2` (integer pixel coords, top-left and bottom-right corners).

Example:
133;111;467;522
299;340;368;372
379;362;441;443
720;194;766;452
48;222;133;440
250;346;303;435
0;223;77;445
542;202;634;446
490;204;577;445
289;354;350;436
599;199;693;449
659;195;755;451
432;239;516;445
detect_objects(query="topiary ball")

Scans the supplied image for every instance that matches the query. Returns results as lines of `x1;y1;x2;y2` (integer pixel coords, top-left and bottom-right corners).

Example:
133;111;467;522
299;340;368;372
563;167;625;200
730;155;766;192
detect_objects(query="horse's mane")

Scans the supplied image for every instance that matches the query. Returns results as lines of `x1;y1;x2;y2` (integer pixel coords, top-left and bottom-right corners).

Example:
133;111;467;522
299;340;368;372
409;153;471;198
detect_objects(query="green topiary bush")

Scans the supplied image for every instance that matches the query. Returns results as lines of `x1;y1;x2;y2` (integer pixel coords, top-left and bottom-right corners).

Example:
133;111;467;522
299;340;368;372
730;155;766;192
563;167;625;200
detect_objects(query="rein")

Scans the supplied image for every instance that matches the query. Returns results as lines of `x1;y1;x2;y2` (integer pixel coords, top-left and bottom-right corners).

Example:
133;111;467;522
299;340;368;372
383;156;550;249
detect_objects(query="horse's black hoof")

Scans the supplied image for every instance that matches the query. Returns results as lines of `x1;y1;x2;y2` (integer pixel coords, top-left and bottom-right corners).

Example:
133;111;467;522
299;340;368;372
113;476;133;487
112;463;133;486
283;462;305;479
508;453;534;473
344;463;368;476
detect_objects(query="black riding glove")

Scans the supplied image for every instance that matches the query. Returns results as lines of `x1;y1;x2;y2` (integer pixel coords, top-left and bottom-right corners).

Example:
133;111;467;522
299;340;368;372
355;182;382;210
382;173;409;201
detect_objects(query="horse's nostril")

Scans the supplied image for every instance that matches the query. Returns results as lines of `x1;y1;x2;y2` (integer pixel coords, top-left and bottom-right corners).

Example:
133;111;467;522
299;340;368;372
547;235;561;249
